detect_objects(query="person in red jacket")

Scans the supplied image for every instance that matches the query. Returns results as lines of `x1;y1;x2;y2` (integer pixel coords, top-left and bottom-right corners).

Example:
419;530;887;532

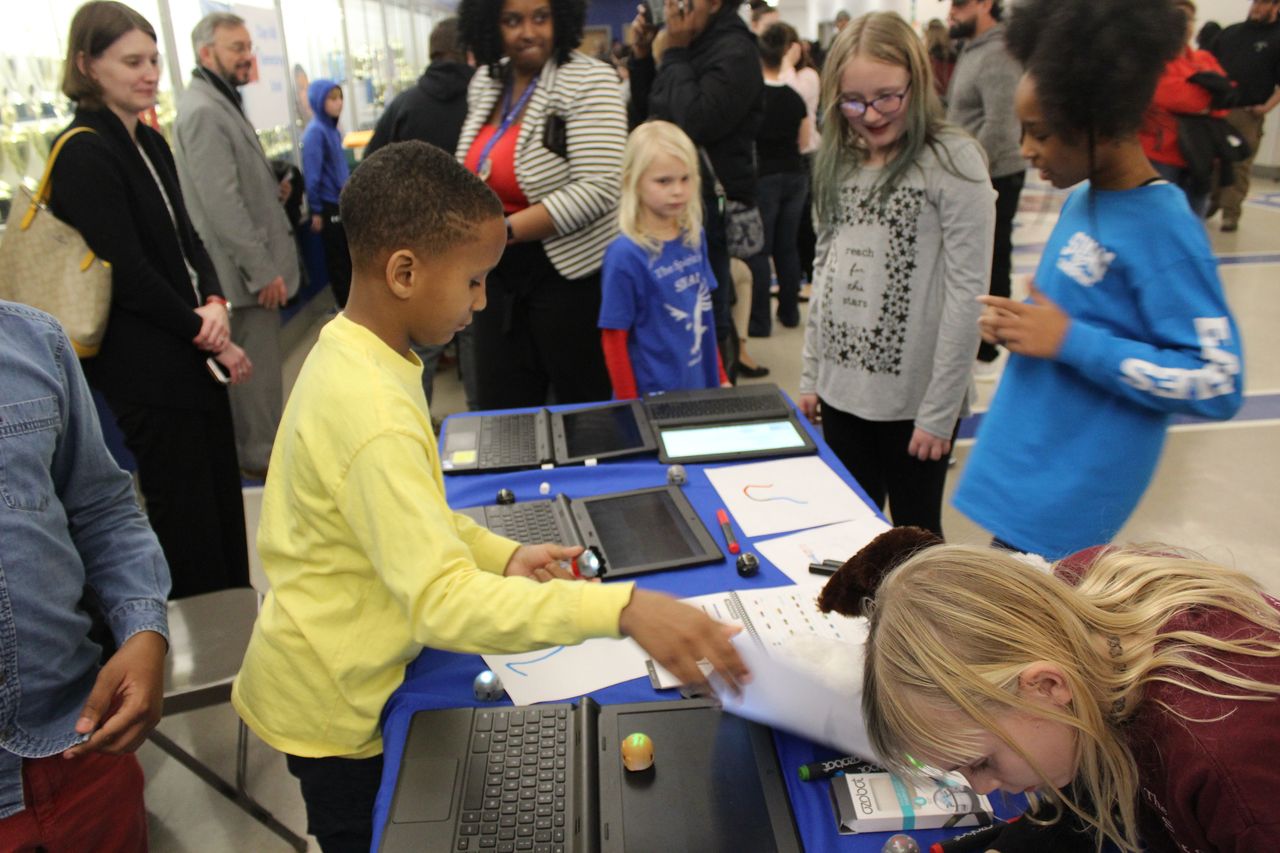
1140;0;1231;216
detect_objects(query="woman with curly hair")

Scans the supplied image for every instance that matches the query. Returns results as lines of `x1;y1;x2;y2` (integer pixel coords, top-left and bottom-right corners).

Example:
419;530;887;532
952;0;1244;560
456;0;626;408
859;540;1280;850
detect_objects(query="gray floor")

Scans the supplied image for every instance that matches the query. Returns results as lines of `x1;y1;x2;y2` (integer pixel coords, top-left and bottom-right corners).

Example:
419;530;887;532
145;174;1280;851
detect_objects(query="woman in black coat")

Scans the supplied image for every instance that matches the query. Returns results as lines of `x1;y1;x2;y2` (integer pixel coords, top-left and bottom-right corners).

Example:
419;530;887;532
49;1;251;598
628;0;765;379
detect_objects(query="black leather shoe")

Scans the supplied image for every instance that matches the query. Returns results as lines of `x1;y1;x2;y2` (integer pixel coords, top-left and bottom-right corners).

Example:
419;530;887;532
738;362;771;378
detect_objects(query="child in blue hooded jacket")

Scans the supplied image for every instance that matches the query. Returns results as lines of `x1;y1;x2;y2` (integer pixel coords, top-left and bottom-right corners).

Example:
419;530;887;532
302;79;353;306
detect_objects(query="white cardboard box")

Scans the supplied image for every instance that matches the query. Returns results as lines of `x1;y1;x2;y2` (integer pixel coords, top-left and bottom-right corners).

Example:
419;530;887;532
831;771;996;834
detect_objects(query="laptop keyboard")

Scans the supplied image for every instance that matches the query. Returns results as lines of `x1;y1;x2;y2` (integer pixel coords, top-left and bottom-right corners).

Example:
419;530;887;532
646;394;785;422
481;414;540;467
455;706;572;853
482;503;563;545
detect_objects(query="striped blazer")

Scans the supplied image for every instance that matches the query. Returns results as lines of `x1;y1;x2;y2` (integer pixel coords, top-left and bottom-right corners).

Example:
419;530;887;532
457;52;627;280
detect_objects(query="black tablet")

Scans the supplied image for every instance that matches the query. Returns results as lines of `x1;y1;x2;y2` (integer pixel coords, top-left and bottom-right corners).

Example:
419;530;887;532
569;486;723;578
655;412;817;465
597;699;802;852
551;400;657;465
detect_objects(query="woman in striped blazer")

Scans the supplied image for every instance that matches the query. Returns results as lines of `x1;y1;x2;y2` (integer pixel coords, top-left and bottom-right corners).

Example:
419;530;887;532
457;0;627;408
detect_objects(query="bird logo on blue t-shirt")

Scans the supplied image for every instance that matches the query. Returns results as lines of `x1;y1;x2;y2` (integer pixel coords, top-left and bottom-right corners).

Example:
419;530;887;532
664;283;712;362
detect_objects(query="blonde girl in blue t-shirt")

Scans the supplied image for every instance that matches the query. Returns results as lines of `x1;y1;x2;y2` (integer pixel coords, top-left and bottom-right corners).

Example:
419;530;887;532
599;120;727;398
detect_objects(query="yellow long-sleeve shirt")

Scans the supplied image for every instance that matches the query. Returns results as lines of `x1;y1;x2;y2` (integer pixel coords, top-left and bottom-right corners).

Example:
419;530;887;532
232;315;635;758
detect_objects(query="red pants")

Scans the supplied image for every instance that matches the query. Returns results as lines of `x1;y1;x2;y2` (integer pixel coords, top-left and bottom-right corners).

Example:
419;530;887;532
0;751;147;852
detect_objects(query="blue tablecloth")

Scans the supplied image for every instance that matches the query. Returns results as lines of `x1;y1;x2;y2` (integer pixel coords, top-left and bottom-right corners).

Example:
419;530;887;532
370;405;1018;851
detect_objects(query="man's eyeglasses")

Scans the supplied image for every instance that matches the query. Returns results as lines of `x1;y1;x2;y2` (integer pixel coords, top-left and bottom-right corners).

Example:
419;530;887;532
838;84;911;120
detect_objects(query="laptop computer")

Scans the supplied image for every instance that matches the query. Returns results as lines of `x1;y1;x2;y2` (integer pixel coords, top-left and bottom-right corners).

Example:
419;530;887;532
378;698;803;853
458;487;722;579
642;383;793;428
441;401;657;474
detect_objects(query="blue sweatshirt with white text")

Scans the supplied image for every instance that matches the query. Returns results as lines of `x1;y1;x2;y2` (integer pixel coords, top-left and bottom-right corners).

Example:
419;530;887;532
953;181;1243;558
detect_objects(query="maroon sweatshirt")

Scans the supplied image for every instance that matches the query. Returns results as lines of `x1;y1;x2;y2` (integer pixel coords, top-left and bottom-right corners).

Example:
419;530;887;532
1056;548;1280;851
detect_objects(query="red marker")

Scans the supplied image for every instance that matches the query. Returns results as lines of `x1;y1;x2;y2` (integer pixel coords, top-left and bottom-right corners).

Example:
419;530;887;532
716;509;740;554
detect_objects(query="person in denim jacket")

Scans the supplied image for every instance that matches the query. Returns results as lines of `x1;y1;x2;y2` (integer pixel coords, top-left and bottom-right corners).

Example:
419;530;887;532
0;301;171;851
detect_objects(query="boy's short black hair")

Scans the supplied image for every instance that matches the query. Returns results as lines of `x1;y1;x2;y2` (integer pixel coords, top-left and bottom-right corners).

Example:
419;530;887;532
1005;0;1184;141
458;0;585;76
340;141;503;273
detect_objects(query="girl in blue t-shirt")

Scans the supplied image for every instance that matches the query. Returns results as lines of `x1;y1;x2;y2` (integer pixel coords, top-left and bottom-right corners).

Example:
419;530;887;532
599;121;727;398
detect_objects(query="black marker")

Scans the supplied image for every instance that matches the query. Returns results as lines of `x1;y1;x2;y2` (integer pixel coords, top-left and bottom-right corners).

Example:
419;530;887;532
807;559;844;576
929;817;1014;853
797;755;878;781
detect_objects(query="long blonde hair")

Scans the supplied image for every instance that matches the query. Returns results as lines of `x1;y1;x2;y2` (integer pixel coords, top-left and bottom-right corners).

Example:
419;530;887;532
618;120;703;255
812;12;971;220
863;544;1280;852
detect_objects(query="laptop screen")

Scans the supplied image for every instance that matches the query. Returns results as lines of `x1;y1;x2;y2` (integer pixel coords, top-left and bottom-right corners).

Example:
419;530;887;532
560;404;648;460
584;489;710;572
659;418;808;461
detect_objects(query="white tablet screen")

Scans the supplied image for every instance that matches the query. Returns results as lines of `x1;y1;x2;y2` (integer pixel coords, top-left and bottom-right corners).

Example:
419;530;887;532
659;419;808;461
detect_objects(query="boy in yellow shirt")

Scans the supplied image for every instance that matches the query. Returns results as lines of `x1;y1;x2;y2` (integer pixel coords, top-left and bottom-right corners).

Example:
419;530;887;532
231;141;746;851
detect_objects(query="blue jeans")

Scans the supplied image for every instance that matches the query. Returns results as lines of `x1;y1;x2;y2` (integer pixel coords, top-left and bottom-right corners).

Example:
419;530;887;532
1153;161;1210;218
747;170;809;336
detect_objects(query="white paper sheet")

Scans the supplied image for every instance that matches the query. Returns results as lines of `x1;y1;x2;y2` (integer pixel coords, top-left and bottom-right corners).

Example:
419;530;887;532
482;637;650;705
711;633;879;763
755;517;892;589
705;457;871;537
648;586;868;689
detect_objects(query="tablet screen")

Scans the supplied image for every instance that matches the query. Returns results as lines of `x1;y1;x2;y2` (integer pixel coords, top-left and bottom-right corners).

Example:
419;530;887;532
561;404;648;460
596;702;802;852
584;489;709;571
660;418;808;461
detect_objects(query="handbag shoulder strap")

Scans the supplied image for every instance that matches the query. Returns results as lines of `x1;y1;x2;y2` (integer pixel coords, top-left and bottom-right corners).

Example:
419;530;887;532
697;146;727;202
23;127;98;229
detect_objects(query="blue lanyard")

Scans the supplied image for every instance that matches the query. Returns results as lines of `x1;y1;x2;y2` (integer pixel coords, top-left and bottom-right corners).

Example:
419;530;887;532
476;75;539;179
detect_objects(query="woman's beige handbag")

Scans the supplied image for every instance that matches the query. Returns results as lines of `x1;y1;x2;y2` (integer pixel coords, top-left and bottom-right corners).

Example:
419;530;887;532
0;128;112;357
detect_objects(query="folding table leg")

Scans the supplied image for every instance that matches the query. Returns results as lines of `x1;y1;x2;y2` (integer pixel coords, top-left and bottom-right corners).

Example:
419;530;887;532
148;728;308;851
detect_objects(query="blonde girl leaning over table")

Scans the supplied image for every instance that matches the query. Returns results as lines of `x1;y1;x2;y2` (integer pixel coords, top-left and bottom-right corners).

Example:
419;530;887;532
798;11;993;537
860;543;1280;851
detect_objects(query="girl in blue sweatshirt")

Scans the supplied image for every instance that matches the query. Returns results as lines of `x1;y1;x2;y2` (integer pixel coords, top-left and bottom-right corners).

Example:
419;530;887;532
302;79;352;306
952;0;1244;559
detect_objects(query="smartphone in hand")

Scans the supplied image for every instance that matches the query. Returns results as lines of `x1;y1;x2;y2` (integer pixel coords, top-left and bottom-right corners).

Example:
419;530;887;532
206;356;231;385
643;0;664;27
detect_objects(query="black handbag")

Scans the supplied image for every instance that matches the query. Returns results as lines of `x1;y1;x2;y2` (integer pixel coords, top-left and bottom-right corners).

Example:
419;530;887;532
698;148;764;259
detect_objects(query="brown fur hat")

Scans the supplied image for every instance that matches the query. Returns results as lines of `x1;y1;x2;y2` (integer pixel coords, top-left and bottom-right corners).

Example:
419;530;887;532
817;526;943;617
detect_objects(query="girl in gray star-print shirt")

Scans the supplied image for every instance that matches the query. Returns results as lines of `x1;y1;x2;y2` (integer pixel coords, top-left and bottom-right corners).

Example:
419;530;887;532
799;11;994;536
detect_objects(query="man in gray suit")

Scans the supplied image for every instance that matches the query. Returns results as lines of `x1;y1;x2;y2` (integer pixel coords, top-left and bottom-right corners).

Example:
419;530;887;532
174;12;299;478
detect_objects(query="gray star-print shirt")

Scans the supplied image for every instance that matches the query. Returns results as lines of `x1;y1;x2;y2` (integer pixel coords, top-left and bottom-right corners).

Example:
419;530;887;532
801;131;995;439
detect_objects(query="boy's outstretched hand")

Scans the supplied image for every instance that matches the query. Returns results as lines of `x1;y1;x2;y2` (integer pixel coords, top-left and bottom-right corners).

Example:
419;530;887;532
63;630;166;759
619;589;750;694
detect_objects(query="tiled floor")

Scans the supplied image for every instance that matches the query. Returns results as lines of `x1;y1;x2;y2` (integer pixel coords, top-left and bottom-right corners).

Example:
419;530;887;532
145;174;1280;851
